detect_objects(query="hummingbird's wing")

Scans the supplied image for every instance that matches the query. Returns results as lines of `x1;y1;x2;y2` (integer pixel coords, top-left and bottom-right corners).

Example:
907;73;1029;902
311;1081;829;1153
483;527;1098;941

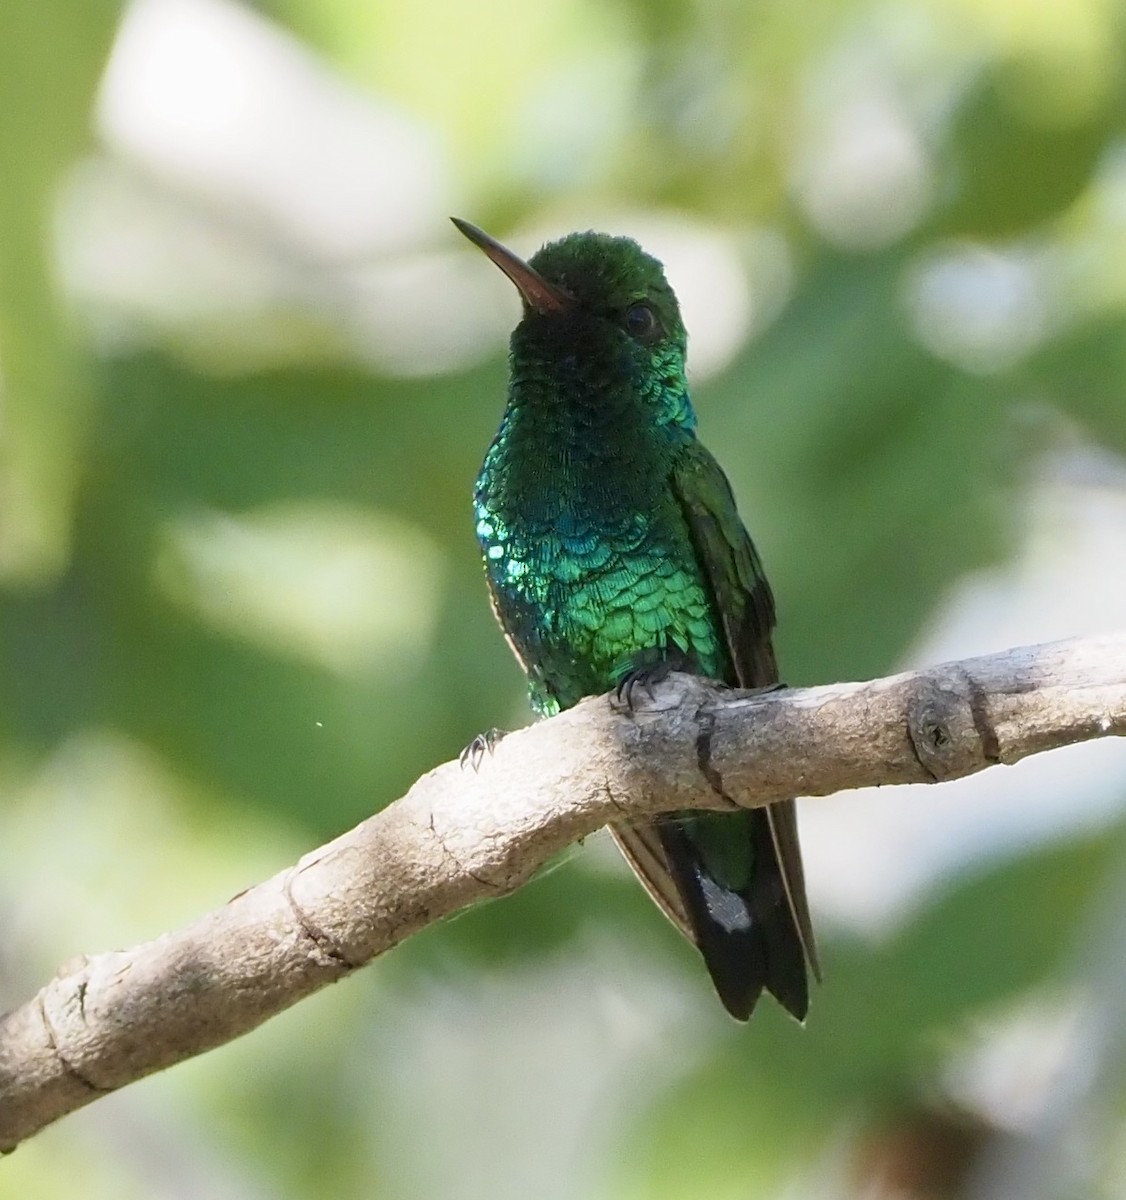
609;823;694;936
670;440;821;991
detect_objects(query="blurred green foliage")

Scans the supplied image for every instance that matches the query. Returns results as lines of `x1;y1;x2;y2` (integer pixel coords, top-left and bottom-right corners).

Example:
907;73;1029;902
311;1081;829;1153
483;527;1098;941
2;1;1126;1198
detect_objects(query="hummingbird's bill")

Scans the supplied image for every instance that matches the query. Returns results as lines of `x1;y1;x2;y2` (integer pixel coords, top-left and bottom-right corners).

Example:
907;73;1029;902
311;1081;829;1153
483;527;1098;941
452;218;573;315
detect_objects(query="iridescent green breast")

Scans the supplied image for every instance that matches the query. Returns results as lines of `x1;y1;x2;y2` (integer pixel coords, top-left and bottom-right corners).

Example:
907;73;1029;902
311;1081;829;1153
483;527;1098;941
474;421;727;716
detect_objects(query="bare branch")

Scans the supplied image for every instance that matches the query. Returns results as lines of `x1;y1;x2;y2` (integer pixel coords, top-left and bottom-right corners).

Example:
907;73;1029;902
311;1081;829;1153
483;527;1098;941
2;633;1124;1151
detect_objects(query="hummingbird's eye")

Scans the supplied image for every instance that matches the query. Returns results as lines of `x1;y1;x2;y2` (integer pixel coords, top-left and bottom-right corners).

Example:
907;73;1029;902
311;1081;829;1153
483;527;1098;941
623;303;661;342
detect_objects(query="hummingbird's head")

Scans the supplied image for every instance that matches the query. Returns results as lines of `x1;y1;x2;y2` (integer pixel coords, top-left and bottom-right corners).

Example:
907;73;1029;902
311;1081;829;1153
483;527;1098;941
452;219;689;390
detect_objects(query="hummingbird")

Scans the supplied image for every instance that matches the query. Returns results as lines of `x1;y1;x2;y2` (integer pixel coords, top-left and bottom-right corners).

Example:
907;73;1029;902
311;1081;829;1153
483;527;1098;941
454;218;819;1021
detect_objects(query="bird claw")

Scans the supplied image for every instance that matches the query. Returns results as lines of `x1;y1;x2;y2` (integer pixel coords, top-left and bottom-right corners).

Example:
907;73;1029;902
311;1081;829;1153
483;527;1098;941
459;727;507;772
613;660;674;713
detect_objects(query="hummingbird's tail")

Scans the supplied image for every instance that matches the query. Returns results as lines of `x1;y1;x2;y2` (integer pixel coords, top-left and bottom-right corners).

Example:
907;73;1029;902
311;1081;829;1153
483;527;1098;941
613;808;813;1021
665;811;810;1021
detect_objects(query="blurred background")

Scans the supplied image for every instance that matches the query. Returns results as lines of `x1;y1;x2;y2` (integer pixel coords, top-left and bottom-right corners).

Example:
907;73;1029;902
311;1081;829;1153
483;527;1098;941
2;0;1126;1196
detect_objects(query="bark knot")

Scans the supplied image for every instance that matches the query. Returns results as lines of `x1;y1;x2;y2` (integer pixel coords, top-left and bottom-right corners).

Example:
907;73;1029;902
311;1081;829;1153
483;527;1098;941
906;669;999;781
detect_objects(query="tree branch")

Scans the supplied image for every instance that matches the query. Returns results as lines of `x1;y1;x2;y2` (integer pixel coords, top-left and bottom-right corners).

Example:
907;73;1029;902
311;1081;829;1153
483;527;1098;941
2;633;1124;1151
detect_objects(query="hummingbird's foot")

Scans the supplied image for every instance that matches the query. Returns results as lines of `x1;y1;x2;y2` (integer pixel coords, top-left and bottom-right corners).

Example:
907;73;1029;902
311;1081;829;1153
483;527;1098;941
613;646;697;712
614;661;673;711
459;727;507;772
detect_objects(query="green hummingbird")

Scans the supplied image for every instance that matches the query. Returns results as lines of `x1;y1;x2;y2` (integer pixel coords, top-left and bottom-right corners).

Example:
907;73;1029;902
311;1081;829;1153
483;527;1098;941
454;218;819;1021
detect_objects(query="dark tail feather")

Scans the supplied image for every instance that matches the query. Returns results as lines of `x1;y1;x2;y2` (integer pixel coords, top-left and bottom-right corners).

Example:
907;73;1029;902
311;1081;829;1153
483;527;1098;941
659;813;809;1022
